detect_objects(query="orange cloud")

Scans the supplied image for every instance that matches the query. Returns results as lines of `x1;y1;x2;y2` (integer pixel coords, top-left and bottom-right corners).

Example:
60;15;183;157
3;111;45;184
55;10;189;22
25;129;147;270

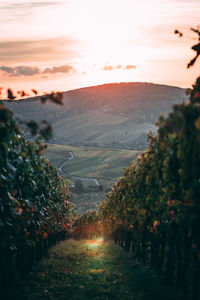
103;65;114;71
125;65;136;70
102;64;136;71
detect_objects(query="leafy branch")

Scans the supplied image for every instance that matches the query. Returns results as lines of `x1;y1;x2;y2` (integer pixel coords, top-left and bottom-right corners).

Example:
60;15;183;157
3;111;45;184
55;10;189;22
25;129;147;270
175;26;200;68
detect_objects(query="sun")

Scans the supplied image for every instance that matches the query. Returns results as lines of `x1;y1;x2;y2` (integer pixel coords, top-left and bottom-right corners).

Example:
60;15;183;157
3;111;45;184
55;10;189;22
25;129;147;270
51;0;154;66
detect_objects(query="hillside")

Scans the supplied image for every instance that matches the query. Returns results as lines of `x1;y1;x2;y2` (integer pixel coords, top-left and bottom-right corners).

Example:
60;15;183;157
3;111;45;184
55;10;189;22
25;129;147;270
4;82;188;149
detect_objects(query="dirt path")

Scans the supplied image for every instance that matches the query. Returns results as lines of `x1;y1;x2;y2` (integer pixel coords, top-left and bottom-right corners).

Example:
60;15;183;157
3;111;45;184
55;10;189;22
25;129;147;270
4;239;177;300
58;151;74;174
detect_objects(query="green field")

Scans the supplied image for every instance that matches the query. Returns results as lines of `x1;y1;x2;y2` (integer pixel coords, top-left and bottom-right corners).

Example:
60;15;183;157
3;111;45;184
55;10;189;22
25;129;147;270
44;144;139;211
44;143;139;181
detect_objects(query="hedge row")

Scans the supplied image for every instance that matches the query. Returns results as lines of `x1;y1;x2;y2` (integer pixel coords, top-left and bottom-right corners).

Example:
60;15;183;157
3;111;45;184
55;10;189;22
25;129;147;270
99;77;200;300
0;103;74;291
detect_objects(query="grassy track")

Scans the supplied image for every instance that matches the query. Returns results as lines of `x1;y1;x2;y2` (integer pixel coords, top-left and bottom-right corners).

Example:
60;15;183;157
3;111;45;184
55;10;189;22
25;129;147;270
4;239;177;300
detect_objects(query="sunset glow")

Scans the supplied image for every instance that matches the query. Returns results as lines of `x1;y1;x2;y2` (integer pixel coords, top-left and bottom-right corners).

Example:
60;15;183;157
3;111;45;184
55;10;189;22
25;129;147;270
85;238;104;250
0;0;200;96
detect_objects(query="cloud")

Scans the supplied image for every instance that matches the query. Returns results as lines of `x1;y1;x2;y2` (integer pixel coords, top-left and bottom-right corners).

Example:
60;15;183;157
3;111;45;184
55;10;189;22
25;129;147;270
0;1;65;21
0;64;76;77
23;1;64;8
0;37;77;64
43;65;76;74
0;66;13;74
103;65;114;71
0;65;40;76
4;1;64;9
125;65;136;70
102;64;136;71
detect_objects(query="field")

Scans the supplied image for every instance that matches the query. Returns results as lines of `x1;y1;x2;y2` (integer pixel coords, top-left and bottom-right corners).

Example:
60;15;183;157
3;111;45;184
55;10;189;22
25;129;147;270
44;143;138;181
44;144;139;211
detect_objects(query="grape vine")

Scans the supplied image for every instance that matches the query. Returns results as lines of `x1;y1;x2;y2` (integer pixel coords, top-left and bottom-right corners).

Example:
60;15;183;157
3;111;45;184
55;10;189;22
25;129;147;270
0;103;74;291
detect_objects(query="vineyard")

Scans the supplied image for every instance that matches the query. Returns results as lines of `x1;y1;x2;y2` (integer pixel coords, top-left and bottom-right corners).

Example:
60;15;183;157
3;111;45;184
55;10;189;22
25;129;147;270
1;28;200;300
98;76;200;299
1;81;200;299
0;102;74;292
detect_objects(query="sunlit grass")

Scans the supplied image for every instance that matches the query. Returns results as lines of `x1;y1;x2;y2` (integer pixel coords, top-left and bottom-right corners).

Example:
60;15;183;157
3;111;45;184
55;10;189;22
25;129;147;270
4;239;178;300
96;237;104;242
84;237;104;250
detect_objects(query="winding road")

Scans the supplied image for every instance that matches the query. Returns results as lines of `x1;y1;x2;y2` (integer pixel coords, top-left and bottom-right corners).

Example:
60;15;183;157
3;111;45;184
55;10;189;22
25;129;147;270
58;151;100;187
58;151;74;174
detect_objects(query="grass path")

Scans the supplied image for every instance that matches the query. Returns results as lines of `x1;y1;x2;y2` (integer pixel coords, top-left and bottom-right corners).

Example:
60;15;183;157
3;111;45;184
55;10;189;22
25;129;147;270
4;239;177;300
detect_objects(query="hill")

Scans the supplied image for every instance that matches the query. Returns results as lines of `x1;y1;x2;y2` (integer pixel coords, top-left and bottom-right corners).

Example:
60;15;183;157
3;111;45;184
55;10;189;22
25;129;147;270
4;82;188;149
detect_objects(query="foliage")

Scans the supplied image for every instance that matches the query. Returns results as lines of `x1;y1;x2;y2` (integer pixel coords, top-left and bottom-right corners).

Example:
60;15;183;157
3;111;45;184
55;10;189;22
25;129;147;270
0;103;74;253
0;86;64;105
100;78;200;242
1;87;64;141
175;26;200;68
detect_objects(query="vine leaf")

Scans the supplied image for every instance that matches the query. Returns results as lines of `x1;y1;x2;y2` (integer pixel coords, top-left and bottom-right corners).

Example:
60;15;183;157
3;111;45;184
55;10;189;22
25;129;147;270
187;43;200;68
7;88;16;100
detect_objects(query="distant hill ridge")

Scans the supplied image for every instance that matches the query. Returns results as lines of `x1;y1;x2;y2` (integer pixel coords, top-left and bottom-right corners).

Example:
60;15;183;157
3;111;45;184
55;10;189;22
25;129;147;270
4;82;188;150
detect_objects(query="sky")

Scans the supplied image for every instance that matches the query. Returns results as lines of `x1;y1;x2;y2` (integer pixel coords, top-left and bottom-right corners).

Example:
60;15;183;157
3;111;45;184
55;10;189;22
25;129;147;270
0;0;200;97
